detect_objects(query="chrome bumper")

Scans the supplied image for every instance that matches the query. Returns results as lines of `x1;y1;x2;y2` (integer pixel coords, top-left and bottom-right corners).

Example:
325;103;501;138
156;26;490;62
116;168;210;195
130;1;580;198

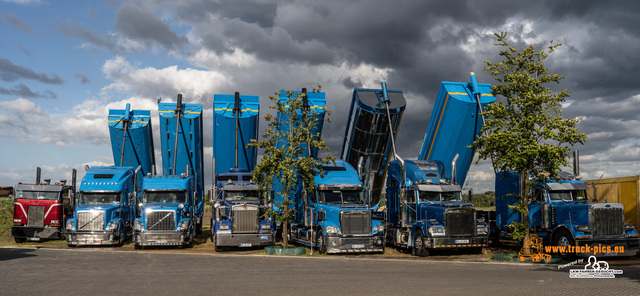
134;230;190;247
66;230;120;246
324;236;384;254
215;232;275;248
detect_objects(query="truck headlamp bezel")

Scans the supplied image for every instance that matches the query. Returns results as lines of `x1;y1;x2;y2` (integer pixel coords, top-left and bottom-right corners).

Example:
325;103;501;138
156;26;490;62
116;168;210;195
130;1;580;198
326;226;339;234
134;220;143;231
66;220;75;230
106;220;119;231
177;220;190;231
625;223;636;231
575;225;590;232
428;226;445;237
260;224;271;230
218;224;230;231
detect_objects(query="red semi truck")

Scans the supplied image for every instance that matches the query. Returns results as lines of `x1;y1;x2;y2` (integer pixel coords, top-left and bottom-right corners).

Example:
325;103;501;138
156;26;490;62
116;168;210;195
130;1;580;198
12;167;76;243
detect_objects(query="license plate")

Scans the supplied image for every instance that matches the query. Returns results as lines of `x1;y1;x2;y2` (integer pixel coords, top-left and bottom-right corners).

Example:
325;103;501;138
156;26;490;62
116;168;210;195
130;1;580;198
351;244;364;249
28;237;41;241
455;239;469;244
155;240;167;244
239;243;252;247
260;236;269;240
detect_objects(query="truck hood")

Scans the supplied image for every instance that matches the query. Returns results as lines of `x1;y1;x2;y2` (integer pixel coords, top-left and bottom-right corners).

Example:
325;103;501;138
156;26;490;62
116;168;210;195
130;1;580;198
143;202;185;212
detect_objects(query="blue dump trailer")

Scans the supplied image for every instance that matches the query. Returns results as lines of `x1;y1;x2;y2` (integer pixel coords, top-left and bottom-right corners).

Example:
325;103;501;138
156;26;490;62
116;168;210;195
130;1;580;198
495;168;639;259
133;95;205;248
341;85;405;207
385;74;492;256
419;73;494;184
275;89;326;158
210;92;275;251
107;103;156;176
66;104;152;246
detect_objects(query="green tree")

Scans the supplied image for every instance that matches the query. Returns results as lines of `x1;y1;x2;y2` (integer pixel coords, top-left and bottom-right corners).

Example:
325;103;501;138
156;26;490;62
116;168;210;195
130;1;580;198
471;32;587;253
249;87;334;249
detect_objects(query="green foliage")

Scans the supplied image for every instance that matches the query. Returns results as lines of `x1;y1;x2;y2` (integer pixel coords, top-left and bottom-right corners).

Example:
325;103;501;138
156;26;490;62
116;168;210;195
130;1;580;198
472;32;587;243
248;86;335;247
467;191;495;207
0;198;13;241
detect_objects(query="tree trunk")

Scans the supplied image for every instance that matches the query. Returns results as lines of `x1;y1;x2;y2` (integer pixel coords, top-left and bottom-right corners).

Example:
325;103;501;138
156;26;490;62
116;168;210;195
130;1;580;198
282;192;289;249
521;170;532;256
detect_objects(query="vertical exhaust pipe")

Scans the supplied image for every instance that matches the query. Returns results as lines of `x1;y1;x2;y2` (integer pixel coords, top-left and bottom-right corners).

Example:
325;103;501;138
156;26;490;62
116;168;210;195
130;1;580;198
36;167;41;184
301;88;312;157
573;150;580;177
119;103;131;166
172;94;183;176
234;92;241;168
451;154;459;184
71;168;77;189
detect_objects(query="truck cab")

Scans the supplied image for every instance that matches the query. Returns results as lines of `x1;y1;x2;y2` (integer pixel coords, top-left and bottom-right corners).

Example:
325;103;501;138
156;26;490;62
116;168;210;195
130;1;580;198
210;168;275;250
287;160;385;254
66;166;139;246
496;170;640;258
133;174;198;248
386;159;488;256
12;169;76;243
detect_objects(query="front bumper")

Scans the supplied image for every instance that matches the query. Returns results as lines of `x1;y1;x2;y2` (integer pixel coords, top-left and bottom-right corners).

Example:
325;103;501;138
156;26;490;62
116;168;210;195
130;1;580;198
215;232;275;248
12;226;61;241
134;230;190;247
575;238;639;257
324;235;384;254
66;230;120;246
425;236;488;249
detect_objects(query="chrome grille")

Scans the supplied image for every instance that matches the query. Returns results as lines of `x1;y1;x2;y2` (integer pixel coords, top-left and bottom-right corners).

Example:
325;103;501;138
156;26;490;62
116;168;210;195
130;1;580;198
27;206;45;227
147;211;175;231
340;210;372;235
590;204;624;237
445;208;475;237
232;204;259;233
77;211;105;231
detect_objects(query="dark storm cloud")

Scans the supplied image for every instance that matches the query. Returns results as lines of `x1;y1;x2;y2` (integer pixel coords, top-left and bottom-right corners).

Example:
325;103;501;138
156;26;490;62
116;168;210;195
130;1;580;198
58;18;128;53
114;3;188;52
0;83;56;99
0;58;63;84
2;12;36;35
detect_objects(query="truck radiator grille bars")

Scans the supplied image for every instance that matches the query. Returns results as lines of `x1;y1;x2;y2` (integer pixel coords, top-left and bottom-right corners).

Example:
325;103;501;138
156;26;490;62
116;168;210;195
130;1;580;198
232;204;259;233
77;211;105;231
445;208;475;236
147;211;176;231
591;205;624;237
341;210;372;235
27;206;45;227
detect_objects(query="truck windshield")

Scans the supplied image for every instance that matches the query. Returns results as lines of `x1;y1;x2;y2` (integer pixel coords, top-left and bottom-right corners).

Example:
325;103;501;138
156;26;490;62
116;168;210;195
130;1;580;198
318;190;364;205
549;190;587;201
418;191;462;202
224;190;259;201
144;191;187;203
15;190;60;200
79;192;120;204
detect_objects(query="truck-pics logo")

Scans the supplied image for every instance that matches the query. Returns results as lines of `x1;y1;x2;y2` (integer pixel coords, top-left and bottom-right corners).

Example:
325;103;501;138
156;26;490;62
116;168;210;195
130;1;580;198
518;235;551;263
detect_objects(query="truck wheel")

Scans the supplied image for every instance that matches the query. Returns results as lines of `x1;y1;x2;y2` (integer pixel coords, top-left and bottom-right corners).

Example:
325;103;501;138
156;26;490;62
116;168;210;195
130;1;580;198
134;244;142;250
554;230;576;261
14;237;25;244
315;230;326;254
413;231;429;257
196;217;203;235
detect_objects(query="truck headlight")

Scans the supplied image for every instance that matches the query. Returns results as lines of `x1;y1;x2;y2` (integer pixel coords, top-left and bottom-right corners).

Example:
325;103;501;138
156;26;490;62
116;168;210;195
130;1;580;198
428;226;445;237
326;226;339;234
178;220;190;231
66;220;75;230
218;224;230;231
476;225;488;235
575;225;590;232
134;220;143;231
260;224;271;230
106;221;119;231
374;225;384;233
625;223;636;231
13;218;22;224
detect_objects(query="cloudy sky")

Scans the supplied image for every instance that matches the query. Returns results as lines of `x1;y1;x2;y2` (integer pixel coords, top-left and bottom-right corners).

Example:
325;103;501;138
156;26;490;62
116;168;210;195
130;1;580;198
1;0;639;193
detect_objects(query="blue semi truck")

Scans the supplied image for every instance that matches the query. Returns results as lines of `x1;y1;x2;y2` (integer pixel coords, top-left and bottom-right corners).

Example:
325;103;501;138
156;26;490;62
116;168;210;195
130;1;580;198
385;73;494;256
66;104;153;246
133;95;205;248
495;167;640;259
210;92;275;250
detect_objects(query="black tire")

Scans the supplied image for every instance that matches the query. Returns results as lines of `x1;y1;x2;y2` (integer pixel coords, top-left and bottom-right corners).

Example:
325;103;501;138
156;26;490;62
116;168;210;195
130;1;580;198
196;217;203;235
554;230;576;261
14;237;26;244
212;233;221;252
469;247;484;255
413;231;429;257
134;244;142;250
315;229;326;254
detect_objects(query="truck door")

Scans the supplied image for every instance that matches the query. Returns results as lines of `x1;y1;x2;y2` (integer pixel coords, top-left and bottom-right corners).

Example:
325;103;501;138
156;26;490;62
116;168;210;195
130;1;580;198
403;188;417;226
528;188;543;228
